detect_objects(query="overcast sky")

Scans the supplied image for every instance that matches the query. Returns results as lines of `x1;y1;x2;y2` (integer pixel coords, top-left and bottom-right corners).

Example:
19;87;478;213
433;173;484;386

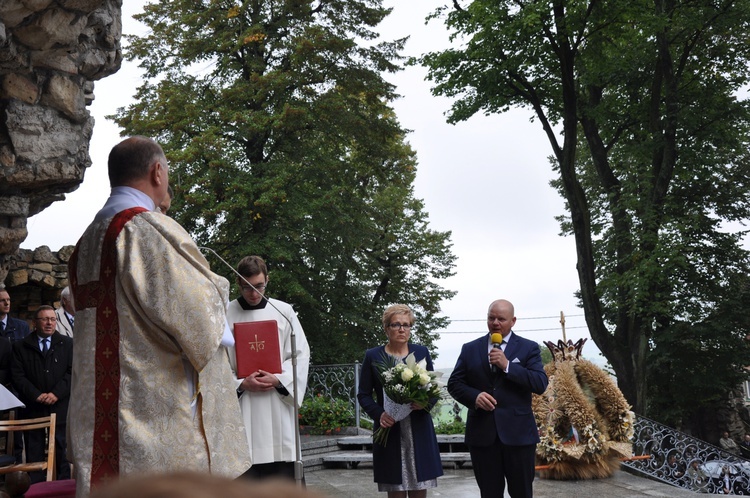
21;1;598;369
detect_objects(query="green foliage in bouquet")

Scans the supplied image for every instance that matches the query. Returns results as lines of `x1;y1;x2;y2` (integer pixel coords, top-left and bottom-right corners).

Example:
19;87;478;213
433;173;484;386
376;352;443;408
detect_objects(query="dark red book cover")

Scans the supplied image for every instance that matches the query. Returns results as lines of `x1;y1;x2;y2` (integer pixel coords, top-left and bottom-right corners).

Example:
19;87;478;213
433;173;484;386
233;320;282;378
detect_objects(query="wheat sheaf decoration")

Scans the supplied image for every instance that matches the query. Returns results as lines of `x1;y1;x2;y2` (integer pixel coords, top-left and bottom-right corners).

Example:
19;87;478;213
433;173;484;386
532;338;635;480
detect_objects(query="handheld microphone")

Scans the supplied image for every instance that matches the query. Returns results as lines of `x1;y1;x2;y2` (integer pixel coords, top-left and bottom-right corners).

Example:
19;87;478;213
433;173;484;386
490;333;504;373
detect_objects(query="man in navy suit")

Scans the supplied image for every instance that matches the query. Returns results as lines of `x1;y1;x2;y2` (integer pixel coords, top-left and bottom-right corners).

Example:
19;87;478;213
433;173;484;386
0;288;31;386
0;289;30;342
0;288;31;463
448;299;548;498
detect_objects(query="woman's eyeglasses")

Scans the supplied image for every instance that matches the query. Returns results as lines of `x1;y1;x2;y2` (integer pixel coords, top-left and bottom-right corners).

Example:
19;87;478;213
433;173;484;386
388;323;411;330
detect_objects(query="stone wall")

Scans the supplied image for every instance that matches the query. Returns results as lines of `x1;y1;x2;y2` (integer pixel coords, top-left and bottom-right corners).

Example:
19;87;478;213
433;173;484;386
0;0;123;284
3;245;73;324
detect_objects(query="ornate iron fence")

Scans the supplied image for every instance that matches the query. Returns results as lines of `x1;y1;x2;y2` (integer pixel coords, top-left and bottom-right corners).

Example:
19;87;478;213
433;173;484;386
305;363;457;429
306;362;369;427
623;415;750;494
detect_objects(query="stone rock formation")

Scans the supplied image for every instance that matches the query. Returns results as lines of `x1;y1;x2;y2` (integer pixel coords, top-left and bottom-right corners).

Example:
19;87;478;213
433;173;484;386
5;244;73;323
0;0;123;284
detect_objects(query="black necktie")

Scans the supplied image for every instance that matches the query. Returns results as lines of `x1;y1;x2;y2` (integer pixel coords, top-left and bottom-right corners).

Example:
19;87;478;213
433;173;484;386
42;339;49;353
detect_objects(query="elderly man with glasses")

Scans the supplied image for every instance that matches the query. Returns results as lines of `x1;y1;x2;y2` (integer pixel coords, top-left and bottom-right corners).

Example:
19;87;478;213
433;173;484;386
11;305;73;482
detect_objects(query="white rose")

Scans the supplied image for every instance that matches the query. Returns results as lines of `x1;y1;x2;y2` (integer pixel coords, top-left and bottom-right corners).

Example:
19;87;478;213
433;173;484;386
401;368;414;382
419;373;431;386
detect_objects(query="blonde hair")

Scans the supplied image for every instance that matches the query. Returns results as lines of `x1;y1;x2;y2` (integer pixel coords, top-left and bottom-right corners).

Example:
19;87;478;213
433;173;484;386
382;304;415;330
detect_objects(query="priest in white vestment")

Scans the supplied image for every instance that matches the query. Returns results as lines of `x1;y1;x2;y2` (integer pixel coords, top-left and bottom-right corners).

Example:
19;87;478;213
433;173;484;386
69;137;250;497
226;255;310;480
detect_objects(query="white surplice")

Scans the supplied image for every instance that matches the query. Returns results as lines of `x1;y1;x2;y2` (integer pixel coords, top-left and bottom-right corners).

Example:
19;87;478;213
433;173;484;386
226;298;310;465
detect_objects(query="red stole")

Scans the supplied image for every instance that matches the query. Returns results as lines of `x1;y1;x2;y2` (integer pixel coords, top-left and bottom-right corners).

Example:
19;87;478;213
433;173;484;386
69;207;147;488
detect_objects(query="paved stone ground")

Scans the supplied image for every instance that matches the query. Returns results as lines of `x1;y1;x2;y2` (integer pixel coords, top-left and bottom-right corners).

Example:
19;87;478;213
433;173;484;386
305;465;701;497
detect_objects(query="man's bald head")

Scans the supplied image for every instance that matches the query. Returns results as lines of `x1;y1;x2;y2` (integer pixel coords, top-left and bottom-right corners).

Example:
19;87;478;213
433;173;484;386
488;299;514;317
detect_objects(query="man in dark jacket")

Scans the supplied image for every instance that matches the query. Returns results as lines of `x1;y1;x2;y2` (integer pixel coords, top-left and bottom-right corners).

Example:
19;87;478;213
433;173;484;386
448;299;549;498
0;289;31;386
11;305;73;482
0;289;30;343
0;288;31;463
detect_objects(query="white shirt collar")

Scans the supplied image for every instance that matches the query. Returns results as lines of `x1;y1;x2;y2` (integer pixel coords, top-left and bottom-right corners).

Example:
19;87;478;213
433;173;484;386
487;331;513;355
94;186;156;223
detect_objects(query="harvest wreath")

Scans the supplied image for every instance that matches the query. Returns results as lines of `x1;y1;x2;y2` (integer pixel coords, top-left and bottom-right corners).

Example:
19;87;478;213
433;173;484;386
532;339;635;479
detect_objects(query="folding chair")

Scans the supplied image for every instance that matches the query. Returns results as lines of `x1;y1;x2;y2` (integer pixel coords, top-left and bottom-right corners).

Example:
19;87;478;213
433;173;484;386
0;413;56;482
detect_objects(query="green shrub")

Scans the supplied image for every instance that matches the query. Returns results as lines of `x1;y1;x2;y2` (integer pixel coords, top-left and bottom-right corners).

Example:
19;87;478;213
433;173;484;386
299;393;355;435
434;418;466;434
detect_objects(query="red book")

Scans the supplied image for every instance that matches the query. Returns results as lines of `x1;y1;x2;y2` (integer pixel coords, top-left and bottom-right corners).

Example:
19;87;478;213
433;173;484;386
233;320;282;378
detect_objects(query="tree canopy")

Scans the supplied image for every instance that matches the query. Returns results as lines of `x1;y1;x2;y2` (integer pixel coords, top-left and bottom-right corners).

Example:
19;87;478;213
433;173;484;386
421;0;750;419
112;0;456;364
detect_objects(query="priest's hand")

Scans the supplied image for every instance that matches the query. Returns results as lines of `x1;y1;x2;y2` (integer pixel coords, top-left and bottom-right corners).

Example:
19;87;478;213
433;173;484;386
241;370;280;392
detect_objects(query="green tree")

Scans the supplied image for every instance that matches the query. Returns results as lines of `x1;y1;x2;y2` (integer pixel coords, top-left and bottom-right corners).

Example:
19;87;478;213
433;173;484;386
646;275;750;431
112;0;456;364
540;342;552;366
420;0;750;416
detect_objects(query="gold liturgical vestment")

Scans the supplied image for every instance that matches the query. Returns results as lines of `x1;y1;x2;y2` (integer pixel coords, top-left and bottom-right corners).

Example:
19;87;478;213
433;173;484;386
69;208;250;496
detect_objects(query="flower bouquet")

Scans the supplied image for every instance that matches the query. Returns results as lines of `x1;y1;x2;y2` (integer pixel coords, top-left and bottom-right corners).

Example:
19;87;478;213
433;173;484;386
373;352;443;446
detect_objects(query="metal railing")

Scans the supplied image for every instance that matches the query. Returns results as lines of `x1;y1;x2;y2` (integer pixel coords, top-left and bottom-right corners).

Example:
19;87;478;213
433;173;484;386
306;362;368;428
623;415;750;494
305;363;458;430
